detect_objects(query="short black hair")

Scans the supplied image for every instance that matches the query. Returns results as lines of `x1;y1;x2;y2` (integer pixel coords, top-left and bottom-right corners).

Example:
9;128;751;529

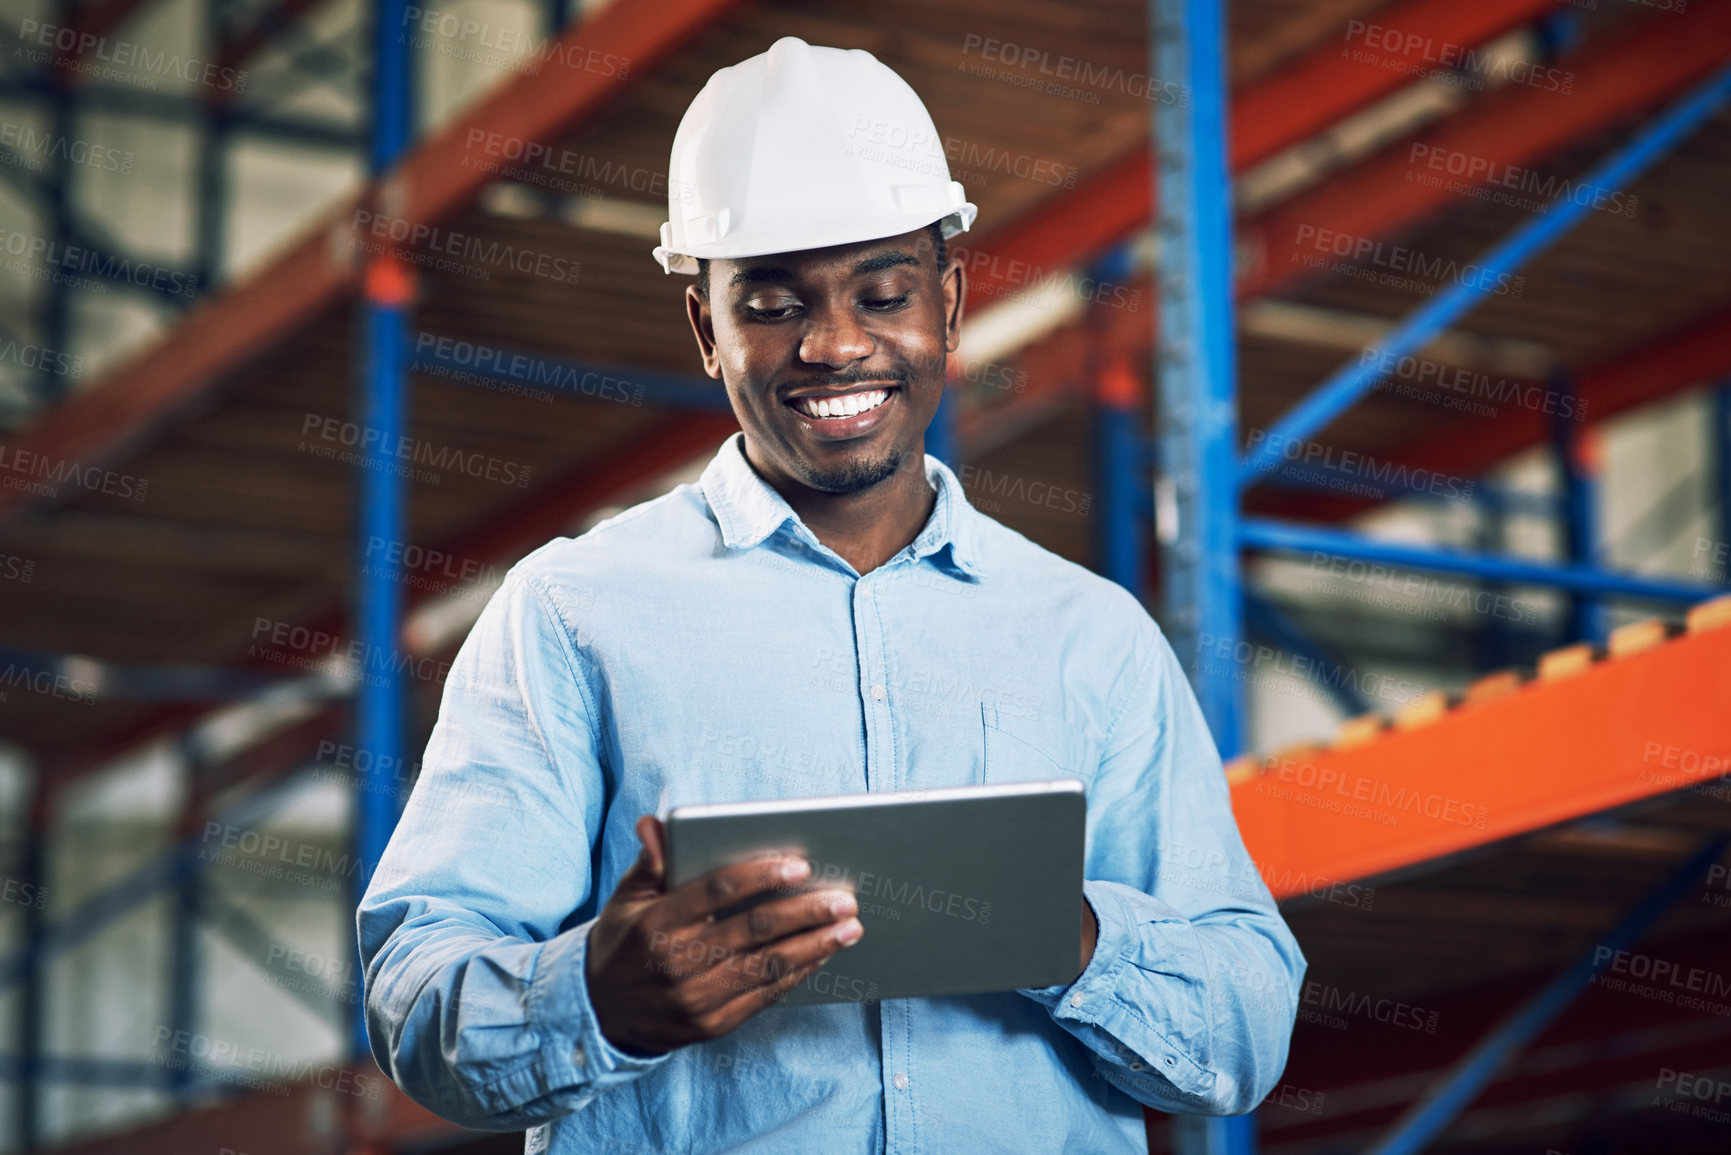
696;220;947;299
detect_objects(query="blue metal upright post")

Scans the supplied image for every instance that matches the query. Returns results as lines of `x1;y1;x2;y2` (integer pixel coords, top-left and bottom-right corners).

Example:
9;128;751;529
1153;0;1243;762
1473;487;1510;672
1552;374;1606;644
926;380;960;474
1154;0;1251;1151
1096;358;1145;599
1092;247;1145;598
352;0;415;1060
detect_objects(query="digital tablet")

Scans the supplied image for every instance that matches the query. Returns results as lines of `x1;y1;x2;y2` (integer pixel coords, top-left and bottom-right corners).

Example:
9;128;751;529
664;779;1086;1007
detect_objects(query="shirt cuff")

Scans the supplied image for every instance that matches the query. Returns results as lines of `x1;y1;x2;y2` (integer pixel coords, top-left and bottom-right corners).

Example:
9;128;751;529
1017;879;1215;1100
527;916;673;1102
1018;879;1121;1005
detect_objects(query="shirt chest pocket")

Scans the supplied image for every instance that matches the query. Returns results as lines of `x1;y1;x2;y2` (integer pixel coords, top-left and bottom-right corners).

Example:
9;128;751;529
981;702;1100;785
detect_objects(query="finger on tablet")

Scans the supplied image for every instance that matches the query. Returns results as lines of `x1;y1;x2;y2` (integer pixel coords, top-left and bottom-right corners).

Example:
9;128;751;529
684;916;864;1018
704;888;857;954
661;853;811;928
714;918;865;1023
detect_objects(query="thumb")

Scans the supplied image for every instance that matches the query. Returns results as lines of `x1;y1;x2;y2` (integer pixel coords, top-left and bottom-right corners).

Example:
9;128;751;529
633;814;667;882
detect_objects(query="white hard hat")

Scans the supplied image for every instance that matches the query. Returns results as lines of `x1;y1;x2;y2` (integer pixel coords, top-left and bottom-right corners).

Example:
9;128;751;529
653;36;977;275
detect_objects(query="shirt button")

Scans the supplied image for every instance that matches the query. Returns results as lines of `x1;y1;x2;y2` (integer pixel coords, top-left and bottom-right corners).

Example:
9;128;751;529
859;585;873;599
870;684;885;701
1070;991;1085;1008
573;1045;587;1067
893;1072;909;1090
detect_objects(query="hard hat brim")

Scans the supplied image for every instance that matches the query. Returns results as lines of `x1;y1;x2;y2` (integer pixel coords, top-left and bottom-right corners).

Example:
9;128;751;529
654;203;977;276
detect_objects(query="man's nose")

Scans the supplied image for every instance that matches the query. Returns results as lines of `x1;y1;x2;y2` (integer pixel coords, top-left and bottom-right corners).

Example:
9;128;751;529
798;304;875;368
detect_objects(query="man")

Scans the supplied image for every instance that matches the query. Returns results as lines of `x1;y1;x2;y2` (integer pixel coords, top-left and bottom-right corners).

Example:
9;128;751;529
360;36;1303;1154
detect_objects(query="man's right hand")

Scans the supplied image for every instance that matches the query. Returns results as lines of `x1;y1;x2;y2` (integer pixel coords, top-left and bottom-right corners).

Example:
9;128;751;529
584;814;864;1056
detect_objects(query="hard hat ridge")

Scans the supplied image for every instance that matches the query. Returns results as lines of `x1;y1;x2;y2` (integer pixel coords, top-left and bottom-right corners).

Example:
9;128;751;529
654;36;977;274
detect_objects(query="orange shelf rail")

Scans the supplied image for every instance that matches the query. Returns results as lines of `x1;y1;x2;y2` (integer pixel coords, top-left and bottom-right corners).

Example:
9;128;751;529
1229;602;1731;897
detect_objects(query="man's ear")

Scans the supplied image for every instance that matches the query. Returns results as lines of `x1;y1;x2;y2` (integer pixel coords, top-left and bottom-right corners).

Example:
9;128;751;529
941;255;968;354
686;285;723;379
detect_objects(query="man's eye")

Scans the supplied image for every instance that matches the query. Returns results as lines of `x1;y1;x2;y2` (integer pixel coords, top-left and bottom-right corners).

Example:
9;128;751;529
746;302;801;320
862;294;909;311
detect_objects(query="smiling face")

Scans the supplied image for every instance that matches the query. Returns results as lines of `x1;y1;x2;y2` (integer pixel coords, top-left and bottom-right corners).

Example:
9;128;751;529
686;225;965;497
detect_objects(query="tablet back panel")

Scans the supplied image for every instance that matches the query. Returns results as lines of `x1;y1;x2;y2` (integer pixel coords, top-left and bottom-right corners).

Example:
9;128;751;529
665;780;1085;1007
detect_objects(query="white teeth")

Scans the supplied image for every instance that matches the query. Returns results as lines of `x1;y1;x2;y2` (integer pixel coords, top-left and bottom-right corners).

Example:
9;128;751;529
797;389;889;419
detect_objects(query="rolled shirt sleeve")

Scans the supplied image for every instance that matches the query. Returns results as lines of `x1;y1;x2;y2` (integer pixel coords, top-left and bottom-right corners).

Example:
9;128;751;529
1019;621;1306;1116
357;569;669;1130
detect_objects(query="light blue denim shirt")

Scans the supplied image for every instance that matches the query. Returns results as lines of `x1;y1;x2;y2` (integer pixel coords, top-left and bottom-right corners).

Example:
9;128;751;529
359;431;1304;1154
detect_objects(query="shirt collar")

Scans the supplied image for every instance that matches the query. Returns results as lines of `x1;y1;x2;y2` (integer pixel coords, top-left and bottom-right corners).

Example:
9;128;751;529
698;431;985;577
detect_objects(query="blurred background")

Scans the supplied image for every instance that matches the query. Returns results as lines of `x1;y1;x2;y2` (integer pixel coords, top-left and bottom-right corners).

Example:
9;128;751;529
0;0;1729;1151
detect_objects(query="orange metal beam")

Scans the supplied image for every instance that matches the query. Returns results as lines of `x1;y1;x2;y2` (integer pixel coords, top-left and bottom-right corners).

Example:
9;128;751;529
0;242;351;520
1380;304;1731;482
390;0;749;228
1238;0;1731;298
0;0;753;521
41;413;735;784
1230;0;1563;171
963;0;1563;305
1255;303;1731;523
971;291;1731;504
438;413;737;573
1229;613;1731;896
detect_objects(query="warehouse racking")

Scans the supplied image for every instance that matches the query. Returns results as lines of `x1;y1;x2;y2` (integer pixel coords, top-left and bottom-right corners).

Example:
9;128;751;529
1;0;1730;1152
